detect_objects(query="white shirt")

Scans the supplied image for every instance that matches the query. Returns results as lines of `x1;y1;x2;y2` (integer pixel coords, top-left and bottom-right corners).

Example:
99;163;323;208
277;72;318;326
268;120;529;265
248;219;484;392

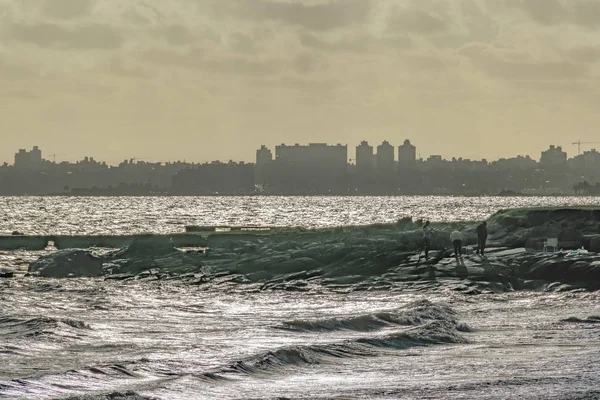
450;230;462;242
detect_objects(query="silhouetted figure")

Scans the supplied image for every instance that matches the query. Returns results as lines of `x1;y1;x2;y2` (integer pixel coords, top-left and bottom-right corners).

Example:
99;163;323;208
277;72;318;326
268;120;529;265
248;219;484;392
450;229;463;258
476;221;488;255
422;221;433;259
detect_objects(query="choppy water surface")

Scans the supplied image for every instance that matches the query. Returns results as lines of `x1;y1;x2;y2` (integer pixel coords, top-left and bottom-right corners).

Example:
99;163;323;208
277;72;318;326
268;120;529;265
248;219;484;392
1;196;600;399
2;195;600;234
1;279;599;400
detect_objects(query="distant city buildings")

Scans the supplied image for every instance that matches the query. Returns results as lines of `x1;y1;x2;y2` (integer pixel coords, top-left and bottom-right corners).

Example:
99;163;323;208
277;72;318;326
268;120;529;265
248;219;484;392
355;141;374;173
14;146;42;170
375;140;395;174
540;145;567;168
0;142;597;195
398;140;416;168
275;143;347;169
255;145;273;166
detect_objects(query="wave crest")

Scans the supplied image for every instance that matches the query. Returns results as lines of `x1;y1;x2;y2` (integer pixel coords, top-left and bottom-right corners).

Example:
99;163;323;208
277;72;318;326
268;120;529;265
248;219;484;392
216;308;468;377
278;300;467;333
0;315;91;339
562;316;600;324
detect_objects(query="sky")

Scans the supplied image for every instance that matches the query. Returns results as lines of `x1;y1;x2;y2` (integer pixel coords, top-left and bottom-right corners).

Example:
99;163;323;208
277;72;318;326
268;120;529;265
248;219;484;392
1;0;600;165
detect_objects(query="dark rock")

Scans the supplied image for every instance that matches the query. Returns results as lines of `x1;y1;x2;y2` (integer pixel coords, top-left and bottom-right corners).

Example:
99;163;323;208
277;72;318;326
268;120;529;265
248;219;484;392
111;236;176;259
0;267;15;278
558;229;584;249
28;249;103;278
104;273;135;281
588;235;600;253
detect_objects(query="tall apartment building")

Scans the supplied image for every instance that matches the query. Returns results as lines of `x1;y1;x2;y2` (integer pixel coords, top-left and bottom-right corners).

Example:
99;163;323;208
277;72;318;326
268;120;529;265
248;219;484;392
398;139;416;168
14;146;43;170
540;145;567;168
376;141;394;173
275;143;347;169
355;141;374;172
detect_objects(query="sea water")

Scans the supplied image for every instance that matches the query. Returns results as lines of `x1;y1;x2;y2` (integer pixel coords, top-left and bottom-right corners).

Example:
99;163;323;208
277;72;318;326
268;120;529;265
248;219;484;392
1;196;600;400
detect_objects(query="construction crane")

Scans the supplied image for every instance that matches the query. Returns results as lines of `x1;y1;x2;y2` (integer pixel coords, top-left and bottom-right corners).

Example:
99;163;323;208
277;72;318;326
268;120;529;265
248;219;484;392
572;141;600;155
48;154;65;163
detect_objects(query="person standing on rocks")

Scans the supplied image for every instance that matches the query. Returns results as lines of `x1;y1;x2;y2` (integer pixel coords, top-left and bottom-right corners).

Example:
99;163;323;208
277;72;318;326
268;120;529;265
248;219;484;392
422;220;433;259
450;229;463;258
476;221;488;256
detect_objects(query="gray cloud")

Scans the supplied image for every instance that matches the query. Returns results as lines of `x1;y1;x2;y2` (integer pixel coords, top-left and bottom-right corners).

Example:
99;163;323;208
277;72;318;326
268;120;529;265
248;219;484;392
106;57;153;79
507;0;600;28
506;0;567;25
383;35;414;49
42;0;94;19
229;32;257;54
164;24;194;46
387;7;449;35
459;42;587;80
572;1;600;28
276;76;340;95
6;22;123;49
293;53;319;74
0;57;39;80
300;33;383;53
398;52;449;72
0;89;39;99
564;45;600;63
140;47;280;77
214;0;372;31
206;56;280;77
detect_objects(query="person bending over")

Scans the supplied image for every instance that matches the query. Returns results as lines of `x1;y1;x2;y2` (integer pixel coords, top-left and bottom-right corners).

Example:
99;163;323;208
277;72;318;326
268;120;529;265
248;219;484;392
450;229;463;258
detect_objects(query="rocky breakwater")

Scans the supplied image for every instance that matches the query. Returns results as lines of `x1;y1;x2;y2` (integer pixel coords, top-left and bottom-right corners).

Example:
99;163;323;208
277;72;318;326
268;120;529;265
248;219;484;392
25;207;600;293
486;206;600;250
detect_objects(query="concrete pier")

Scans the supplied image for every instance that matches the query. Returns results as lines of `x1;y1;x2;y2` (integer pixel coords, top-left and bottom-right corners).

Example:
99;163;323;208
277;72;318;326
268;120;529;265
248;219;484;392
0;234;211;250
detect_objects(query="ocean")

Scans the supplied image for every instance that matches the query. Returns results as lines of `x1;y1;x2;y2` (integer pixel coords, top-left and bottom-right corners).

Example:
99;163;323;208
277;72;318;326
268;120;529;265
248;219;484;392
1;196;600;400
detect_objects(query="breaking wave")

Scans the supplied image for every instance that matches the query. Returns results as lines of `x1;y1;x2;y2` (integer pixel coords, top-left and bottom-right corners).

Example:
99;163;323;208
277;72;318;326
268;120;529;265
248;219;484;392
60;391;157;400
562;316;600;324
216;321;467;377
0;315;91;339
277;300;470;333
200;301;469;379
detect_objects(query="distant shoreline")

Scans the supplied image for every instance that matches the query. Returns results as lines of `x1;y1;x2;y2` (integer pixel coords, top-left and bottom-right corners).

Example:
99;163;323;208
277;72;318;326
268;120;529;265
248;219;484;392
0;193;595;198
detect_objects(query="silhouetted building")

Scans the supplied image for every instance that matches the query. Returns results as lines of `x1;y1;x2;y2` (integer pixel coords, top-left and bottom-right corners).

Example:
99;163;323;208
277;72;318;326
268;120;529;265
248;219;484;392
171;161;254;195
276;143;347;167
14;146;42;170
1;142;597;196
376;141;394;173
255;145;273;186
355;141;374;172
424;155;444;169
256;145;272;166
540;145;567;168
398;139;416;168
265;143;347;194
492;155;537;170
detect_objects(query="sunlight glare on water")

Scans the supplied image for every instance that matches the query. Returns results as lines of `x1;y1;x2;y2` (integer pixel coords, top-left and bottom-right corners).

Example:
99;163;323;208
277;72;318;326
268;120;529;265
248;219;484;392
1;195;600;234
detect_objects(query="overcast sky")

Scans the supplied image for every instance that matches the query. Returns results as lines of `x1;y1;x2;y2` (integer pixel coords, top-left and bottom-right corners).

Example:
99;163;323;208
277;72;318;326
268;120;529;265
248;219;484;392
1;0;599;165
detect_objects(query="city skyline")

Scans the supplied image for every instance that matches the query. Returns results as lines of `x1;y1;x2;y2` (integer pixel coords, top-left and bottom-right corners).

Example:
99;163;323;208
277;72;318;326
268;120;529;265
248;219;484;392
3;137;598;166
0;139;600;167
2;1;600;165
3;141;600;196
2;140;595;168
